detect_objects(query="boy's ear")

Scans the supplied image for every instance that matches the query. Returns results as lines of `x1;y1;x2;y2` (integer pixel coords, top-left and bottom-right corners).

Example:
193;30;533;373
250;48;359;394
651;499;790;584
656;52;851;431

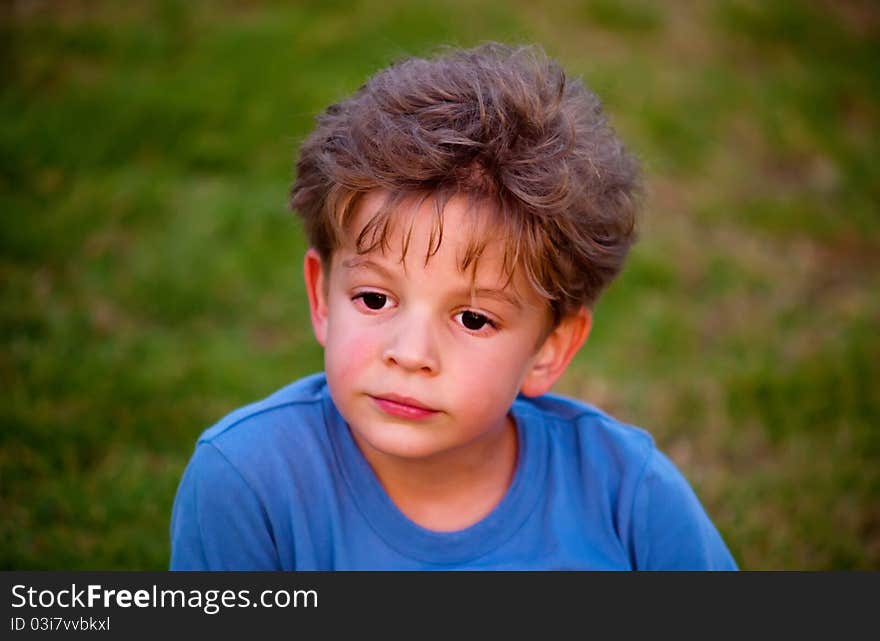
520;307;592;398
303;248;329;347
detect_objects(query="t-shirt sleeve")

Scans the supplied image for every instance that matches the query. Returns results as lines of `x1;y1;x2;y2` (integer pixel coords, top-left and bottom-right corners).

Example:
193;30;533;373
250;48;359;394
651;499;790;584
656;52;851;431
630;448;738;570
169;442;281;570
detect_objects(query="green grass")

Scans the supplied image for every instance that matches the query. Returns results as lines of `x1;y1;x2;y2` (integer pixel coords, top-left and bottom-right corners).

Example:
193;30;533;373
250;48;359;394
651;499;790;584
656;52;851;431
2;0;878;569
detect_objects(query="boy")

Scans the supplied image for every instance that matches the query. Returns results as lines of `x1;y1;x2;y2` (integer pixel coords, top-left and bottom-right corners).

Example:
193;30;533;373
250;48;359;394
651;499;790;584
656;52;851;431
170;43;737;570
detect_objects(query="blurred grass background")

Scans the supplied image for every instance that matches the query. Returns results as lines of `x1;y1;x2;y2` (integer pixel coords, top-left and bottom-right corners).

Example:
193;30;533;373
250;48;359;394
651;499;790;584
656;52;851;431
2;0;878;569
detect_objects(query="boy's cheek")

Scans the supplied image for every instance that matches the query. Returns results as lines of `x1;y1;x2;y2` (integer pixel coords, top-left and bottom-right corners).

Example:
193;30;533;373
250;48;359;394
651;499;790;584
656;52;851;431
458;364;521;407
325;328;375;382
464;336;531;375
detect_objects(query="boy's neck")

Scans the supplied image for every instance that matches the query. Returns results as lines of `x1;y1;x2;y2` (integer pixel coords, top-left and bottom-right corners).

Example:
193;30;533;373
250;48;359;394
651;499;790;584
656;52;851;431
351;414;519;532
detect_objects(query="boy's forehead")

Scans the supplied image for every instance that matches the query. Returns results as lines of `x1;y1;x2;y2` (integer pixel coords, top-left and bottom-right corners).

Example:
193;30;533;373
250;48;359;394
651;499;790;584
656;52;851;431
344;190;507;269
337;190;540;302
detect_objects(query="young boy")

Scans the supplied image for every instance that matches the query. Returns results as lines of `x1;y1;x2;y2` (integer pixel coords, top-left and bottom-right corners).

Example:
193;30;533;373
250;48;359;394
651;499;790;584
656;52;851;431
170;43;737;570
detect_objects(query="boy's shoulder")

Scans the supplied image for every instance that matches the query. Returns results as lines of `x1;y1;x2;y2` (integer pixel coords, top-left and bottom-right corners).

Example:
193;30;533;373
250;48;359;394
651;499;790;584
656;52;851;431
192;374;660;494
196;372;329;451
515;391;656;470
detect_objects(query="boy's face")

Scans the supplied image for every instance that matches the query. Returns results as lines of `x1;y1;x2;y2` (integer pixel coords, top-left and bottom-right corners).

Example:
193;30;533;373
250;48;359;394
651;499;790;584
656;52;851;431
304;190;590;464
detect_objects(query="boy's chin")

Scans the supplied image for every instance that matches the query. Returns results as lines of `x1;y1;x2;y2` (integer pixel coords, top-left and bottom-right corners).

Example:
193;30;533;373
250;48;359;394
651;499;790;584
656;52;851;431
347;422;451;461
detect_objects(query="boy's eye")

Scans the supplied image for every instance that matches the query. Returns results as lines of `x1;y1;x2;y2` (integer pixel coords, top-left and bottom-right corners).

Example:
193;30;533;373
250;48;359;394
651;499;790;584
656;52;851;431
356;292;388;310
458;310;492;331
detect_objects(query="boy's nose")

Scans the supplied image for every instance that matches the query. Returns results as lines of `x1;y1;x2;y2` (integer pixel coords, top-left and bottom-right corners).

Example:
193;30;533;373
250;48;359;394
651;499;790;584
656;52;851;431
382;316;440;375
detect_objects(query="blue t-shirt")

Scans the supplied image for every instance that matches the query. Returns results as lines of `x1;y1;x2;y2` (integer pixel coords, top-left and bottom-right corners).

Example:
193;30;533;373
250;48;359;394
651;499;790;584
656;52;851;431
169;373;737;570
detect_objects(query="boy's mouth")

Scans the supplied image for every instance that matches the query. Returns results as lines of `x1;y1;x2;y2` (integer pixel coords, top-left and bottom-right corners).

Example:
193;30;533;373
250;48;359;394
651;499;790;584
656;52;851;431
369;394;439;420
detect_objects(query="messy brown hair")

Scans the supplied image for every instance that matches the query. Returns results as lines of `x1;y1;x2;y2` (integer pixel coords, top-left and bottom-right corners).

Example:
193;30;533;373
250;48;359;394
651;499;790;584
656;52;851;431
290;43;640;322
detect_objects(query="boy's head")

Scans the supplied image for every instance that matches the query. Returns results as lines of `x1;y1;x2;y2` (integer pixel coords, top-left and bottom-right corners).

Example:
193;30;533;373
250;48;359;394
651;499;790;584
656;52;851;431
290;43;640;464
291;43;639;324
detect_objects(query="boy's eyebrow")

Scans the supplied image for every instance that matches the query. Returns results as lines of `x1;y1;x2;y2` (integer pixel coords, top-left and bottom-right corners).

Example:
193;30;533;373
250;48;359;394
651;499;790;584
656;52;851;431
458;287;523;309
341;257;394;278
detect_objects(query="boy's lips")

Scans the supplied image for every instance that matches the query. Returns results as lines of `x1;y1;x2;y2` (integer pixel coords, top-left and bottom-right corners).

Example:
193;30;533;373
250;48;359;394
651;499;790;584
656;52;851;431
369;394;439;420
